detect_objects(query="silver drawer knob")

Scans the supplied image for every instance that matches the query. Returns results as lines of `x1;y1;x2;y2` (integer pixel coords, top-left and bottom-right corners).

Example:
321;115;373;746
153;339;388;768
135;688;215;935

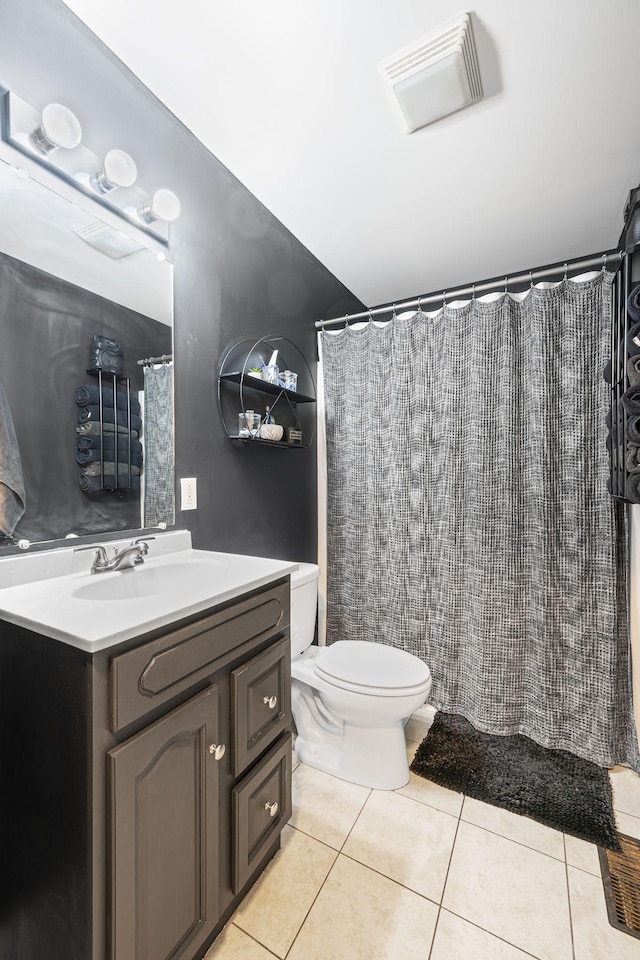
264;801;279;817
208;743;226;760
263;695;278;709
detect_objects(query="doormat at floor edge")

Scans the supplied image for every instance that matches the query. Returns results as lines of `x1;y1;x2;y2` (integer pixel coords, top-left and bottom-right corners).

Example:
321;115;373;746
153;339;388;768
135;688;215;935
410;712;620;851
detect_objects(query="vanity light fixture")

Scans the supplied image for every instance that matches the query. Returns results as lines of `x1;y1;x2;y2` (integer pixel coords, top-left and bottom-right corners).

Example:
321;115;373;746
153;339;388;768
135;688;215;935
136;188;181;224
2;89;181;248
29;103;82;155
88;149;137;195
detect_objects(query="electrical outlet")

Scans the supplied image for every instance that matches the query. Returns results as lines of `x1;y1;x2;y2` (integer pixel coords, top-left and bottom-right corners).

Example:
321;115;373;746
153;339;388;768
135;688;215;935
180;477;197;511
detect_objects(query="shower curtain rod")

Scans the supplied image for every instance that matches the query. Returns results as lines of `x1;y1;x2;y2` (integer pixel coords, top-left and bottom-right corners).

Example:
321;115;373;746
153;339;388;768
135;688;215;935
315;249;624;330
137;354;173;366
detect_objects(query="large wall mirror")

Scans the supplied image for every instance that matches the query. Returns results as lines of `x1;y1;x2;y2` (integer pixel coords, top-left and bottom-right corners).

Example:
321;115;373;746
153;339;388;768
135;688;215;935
0;150;174;549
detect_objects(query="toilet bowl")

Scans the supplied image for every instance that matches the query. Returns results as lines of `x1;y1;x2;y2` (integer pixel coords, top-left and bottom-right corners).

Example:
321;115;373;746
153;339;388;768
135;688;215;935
290;563;432;790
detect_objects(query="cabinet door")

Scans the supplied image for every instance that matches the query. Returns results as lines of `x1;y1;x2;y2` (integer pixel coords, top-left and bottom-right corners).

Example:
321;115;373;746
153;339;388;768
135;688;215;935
108;687;222;960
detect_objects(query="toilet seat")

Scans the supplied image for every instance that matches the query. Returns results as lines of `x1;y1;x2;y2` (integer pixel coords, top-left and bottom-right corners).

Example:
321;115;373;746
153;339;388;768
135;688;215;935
314;640;431;698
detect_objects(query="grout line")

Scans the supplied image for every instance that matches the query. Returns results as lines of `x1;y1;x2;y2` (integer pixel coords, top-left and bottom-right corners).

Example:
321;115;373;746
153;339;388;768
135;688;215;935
395;785;464;820
437;908;548;960
456;815;566;863
229;923;282;959
427;794;464;960
563;835;577;960
281;780;371;958
282;854;343;959
337;787;372;852
286;822;342;853
337;849;442;908
287;821;343;854
564;862;601;878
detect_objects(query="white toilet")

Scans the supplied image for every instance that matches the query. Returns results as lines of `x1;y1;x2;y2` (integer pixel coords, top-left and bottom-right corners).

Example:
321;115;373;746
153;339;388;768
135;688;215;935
290;563;432;790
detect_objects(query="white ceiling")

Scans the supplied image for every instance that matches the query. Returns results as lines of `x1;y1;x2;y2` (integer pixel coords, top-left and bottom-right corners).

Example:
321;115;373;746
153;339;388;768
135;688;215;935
63;0;640;310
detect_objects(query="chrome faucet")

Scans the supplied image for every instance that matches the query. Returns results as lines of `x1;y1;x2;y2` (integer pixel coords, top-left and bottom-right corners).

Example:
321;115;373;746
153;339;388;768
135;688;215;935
75;537;155;574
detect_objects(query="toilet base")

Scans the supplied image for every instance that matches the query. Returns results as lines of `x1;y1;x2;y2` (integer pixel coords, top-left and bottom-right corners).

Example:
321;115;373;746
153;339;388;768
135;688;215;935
294;719;411;790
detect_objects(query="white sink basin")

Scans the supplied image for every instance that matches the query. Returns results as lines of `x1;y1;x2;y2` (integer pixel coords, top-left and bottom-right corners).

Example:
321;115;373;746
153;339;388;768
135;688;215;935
0;536;297;652
72;558;225;602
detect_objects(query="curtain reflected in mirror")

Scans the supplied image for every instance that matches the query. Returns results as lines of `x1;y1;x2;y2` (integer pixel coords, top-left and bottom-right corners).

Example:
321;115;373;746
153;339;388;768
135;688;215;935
142;362;175;527
0;377;26;540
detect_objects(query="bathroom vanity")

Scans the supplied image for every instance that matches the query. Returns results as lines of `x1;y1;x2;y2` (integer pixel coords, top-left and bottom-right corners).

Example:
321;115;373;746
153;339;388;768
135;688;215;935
0;533;295;960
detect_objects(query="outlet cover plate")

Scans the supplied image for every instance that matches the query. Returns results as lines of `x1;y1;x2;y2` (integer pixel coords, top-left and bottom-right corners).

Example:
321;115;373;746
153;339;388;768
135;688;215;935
180;477;197;510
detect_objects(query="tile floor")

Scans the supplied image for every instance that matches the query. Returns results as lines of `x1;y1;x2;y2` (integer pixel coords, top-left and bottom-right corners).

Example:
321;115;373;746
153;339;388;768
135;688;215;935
206;740;640;960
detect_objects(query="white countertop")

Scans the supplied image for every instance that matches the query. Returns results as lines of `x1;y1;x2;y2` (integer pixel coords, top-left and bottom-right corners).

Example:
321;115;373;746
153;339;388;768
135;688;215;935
0;530;297;652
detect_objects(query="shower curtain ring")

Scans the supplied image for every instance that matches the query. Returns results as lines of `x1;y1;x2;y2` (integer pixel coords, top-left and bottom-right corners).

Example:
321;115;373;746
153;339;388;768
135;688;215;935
529;271;534;289
471;284;475;300
602;253;608;272
442;290;447;307
563;263;568;281
392;303;397;318
504;276;508;295
417;296;423;312
368;309;374;326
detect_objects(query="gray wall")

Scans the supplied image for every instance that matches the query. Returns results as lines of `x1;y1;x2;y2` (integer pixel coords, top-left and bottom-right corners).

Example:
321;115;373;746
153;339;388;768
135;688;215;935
1;0;363;562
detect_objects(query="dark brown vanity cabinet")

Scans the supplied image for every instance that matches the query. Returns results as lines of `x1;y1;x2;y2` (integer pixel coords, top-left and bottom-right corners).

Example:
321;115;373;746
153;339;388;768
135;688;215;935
0;576;292;960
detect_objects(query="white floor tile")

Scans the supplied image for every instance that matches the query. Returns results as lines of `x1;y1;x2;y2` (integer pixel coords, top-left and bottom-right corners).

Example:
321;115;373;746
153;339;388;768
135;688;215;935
569;864;640;959
404;703;436;744
616;809;640;840
204;923;277;960
397;742;464;817
611;766;640;818
461;796;565;860
343;788;458;902
443;820;573;960
289;762;370;849
286;854;439;960
431;909;539;960
232;825;337;958
564;834;601;877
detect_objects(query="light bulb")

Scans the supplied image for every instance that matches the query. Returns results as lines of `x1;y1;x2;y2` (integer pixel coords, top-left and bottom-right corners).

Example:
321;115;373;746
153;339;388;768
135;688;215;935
29;103;82;155
89;149;138;195
137;188;181;224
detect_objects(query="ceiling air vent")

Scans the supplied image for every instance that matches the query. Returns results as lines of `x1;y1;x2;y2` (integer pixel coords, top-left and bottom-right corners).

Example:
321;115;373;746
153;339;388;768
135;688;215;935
379;13;483;133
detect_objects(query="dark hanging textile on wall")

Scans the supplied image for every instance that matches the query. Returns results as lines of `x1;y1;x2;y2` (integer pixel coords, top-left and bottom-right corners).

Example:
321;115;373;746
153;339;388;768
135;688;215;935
321;272;639;770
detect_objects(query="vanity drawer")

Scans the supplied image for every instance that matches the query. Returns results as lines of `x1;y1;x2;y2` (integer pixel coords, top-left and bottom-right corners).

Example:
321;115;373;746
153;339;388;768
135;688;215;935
232;732;292;894
231;635;291;776
110;580;289;732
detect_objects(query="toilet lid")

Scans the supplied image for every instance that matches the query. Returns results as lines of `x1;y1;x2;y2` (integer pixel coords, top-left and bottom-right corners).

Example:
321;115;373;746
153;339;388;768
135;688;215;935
315;640;431;692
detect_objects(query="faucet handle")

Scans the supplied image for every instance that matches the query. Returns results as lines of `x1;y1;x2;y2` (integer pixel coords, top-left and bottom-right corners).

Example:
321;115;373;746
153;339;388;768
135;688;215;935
130;536;155;563
74;544;110;570
131;536;155;553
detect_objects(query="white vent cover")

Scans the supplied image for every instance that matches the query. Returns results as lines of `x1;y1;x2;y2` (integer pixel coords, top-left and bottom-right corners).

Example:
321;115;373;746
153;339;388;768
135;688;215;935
379;13;483;133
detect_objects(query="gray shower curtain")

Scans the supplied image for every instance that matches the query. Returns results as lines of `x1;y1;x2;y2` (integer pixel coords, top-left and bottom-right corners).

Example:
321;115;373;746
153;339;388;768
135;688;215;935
321;272;639;769
142;363;175;528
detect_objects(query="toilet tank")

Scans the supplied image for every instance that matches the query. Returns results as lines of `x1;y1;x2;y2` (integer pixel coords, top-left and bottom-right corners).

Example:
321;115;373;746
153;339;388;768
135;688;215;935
290;562;319;659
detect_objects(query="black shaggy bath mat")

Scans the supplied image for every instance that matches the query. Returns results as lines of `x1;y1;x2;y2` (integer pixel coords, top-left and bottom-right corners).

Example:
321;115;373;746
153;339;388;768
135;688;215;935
410;712;621;851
